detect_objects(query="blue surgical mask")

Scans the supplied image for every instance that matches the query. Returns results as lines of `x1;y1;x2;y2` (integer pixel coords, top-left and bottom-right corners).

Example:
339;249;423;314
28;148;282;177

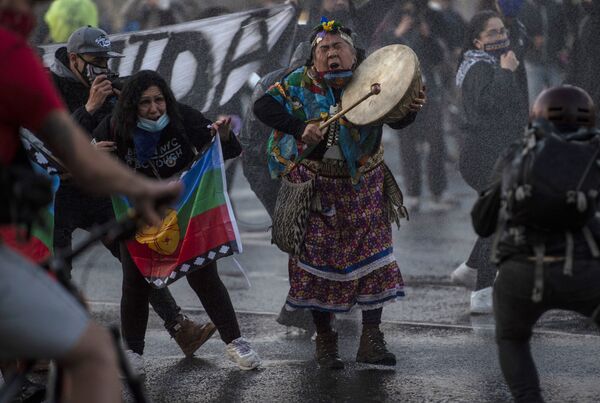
317;69;354;89
137;113;170;132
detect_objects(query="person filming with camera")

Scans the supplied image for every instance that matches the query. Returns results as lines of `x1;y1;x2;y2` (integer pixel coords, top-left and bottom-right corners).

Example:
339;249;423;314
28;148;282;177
50;26;122;136
0;0;181;401
48;26;123;270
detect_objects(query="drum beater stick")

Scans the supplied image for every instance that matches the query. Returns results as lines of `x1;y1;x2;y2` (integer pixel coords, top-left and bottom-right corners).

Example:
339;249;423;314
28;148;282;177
318;83;381;130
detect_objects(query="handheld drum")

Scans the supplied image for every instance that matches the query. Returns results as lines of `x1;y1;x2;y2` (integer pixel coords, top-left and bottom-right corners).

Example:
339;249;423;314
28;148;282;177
342;44;422;126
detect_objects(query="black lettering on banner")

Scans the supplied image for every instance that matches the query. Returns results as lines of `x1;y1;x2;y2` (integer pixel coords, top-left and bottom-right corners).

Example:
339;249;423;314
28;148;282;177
208;10;271;111
109;32;171;77
156;31;213;109
39;5;296;117
107;39;126;73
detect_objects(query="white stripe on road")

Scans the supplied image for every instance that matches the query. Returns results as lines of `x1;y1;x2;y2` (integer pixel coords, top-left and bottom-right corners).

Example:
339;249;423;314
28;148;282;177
87;301;600;339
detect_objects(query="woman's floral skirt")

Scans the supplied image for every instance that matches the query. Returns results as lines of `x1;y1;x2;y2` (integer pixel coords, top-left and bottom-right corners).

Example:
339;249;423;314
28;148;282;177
285;162;404;313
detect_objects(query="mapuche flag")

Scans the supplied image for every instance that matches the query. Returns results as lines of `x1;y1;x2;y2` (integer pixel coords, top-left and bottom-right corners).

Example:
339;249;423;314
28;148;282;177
112;135;242;288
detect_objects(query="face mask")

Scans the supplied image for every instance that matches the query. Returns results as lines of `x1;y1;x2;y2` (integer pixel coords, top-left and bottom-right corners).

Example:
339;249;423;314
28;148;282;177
77;55;111;86
483;38;511;59
137;114;170;132
0;9;36;39
316;69;354;89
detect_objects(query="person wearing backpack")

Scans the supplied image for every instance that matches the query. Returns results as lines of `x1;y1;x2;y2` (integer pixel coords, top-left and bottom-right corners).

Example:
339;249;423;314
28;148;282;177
472;85;600;403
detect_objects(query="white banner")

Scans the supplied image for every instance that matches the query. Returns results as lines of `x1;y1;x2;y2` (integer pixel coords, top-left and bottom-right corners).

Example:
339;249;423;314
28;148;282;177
40;5;297;114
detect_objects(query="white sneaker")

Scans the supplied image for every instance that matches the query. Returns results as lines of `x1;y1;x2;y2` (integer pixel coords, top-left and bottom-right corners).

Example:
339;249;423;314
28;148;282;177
470;287;493;315
124;349;145;377
226;337;261;370
451;262;478;290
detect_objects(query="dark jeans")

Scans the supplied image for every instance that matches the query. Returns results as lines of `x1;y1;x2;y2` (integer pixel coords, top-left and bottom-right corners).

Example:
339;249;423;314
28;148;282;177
494;259;600;403
467;236;496;291
398;96;447;198
120;243;241;354
54;185;181;330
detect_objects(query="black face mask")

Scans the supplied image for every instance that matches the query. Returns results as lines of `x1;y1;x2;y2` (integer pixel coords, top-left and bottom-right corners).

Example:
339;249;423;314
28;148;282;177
76;55;111;86
483;38;511;59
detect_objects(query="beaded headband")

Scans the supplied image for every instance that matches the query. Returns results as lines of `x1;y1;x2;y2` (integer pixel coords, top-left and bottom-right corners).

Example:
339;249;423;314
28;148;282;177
311;17;354;48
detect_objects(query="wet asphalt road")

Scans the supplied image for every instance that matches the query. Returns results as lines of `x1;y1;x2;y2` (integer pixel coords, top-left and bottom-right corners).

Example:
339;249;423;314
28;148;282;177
90;304;600;403
69;130;600;402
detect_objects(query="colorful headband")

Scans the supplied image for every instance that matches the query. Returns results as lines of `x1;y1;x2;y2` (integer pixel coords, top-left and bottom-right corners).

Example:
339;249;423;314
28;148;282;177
311;17;354;48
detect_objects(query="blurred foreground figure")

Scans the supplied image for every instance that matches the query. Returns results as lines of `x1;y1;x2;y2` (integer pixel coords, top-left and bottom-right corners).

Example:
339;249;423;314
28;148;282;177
472;85;600;403
0;0;180;400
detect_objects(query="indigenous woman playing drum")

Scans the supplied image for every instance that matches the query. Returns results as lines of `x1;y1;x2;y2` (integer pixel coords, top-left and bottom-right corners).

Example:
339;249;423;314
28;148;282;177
254;18;425;369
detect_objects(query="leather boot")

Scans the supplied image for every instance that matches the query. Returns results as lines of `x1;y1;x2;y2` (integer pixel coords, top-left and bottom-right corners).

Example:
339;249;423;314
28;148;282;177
315;330;344;369
356;326;396;366
170;315;217;357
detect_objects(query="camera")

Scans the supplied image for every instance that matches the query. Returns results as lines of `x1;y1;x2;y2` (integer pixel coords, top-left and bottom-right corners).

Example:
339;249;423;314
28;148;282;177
106;72;124;91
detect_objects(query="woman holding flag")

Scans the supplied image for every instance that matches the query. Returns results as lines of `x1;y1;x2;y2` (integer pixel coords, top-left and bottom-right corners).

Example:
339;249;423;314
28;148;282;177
93;70;261;372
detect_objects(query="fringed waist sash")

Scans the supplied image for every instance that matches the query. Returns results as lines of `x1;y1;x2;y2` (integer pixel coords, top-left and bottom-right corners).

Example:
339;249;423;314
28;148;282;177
301;146;385;178
301;146;409;228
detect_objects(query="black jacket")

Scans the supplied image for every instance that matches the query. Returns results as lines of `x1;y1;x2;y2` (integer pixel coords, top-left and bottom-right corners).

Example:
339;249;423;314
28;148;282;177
93;103;241;180
459;61;529;191
472;143;600;262
49;47;116;135
49;47;118;211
